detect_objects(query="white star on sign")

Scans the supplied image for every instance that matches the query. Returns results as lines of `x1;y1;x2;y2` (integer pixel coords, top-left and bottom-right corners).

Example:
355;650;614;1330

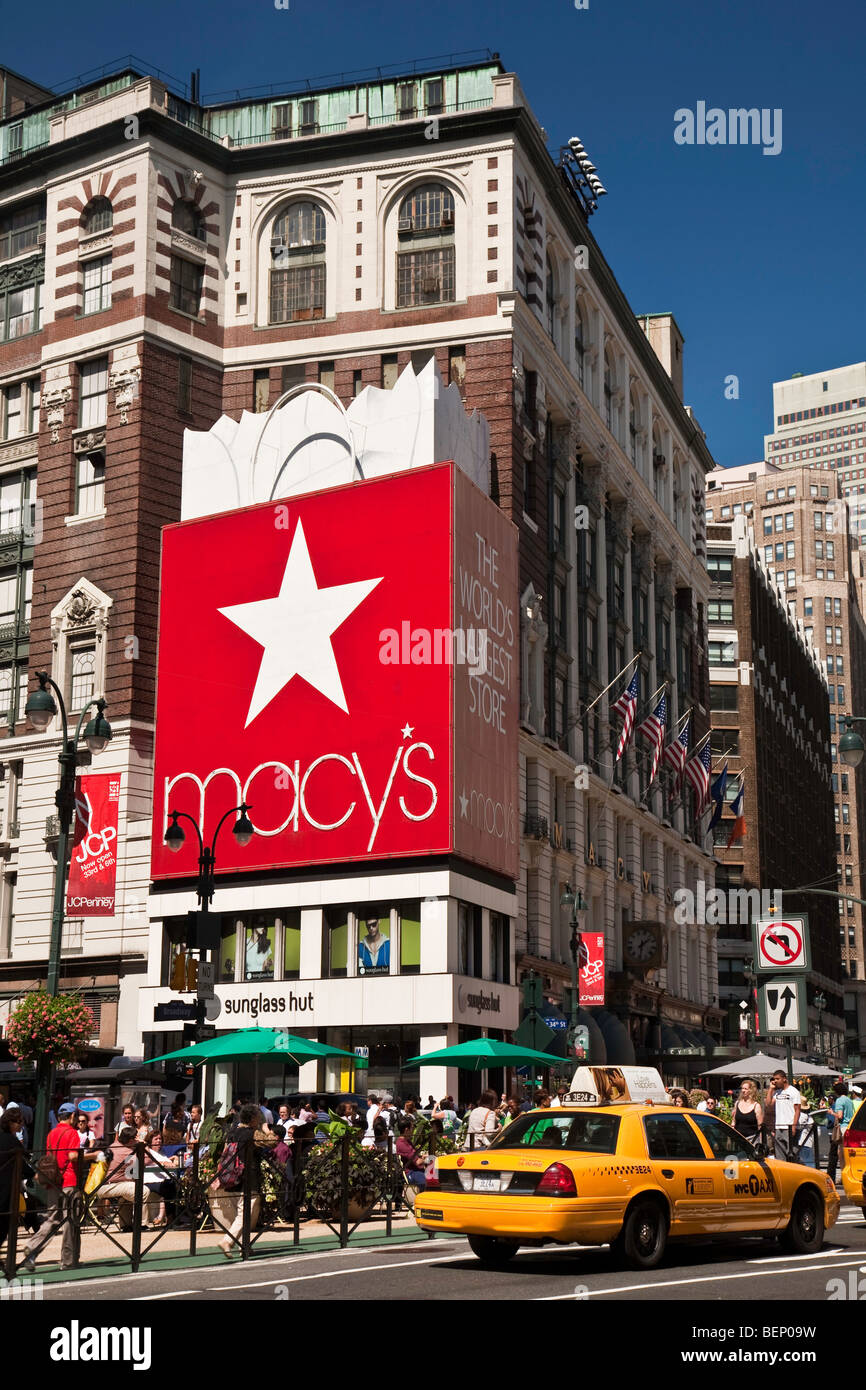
219;520;382;726
401;723;414;740
458;788;469;818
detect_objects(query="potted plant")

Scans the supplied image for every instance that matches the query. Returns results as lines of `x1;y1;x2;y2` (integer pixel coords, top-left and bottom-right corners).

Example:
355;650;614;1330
5;991;94;1067
302;1114;392;1221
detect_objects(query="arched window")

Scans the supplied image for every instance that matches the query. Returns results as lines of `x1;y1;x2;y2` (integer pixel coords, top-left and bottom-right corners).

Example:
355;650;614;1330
82;197;112;236
172;199;205;242
652;427;666;504
396;183;455;307
545;254;556;339
269;200;326;323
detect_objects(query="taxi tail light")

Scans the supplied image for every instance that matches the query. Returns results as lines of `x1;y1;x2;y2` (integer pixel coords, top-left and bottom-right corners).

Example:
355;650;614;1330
535;1163;577;1197
425;1158;440;1191
843;1129;866;1151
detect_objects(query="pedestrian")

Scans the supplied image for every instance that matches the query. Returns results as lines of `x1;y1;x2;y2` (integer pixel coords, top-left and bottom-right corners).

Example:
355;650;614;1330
0;1110;34;1250
21;1102;82;1272
99;1124;160;1231
432;1097;459;1135
74;1112;98;1152
186;1103;203;1145
550;1086;569;1109
2;1100;28;1149
133;1108;152;1144
826;1081;854;1182
208;1103;264;1259
731;1079;763;1143
767;1069;801;1162
426;1095;436;1112
395;1119;427;1190
259;1096;274;1126
797;1100;818;1168
499;1097;522;1128
465;1089;500;1149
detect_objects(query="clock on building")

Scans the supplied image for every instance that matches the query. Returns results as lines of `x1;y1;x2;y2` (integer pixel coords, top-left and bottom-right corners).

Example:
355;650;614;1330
623;923;663;971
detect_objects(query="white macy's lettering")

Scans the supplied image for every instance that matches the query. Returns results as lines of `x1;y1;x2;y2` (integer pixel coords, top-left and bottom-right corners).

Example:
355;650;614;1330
165;741;438;853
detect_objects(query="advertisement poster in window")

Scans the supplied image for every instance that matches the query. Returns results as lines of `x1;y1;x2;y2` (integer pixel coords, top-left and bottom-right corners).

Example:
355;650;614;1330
66;773;120;916
357;913;390;975
245;918;276;980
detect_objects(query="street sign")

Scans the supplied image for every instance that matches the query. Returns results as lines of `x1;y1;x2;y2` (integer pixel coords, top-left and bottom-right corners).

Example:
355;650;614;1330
753;915;811;973
197;962;215;1001
154;1001;198;1022
542;1015;568;1032
757;975;806;1036
513;1014;556;1052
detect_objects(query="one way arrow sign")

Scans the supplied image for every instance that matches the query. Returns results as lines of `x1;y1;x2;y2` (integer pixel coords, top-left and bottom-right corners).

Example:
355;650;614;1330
758;975;806;1037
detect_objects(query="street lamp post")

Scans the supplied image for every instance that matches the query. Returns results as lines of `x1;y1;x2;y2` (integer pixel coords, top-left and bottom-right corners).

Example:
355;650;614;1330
560;884;587;1052
813;991;826;1063
26;672;113;1152
164;802;255;1039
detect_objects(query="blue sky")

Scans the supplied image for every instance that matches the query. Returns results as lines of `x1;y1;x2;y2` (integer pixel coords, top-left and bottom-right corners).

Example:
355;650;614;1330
10;0;865;466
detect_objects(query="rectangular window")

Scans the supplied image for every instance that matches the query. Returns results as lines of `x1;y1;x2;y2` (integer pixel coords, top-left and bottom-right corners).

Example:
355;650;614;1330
786;541;795;559
397;82;417;119
0;199;43;260
836;627;843;645
708;641;736;666
707;599;733;623
457;902;483;977
785;511;794;530
318;360;335;392
763;517;772;535
707;554;733;582
78;358;108;428
826;626;834;645
396;245;455;307
244;916;276;981
0;282;40;341
816;540;824;559
283;910;301;978
710;728;739;755
219;920;239;982
491;912;510;984
75;452;105;515
787;570;795;588
826;540;835;560
82;255;111;314
178;355;193;414
774;514;783;532
425;78;444;114
299;98;318;135
169;256;203;316
270;263;325;322
382;353;399;390
709;684;738;711
399;901;421;974
815;512;824;530
272;103;291;139
69;642;96;710
838;685;845;704
834;598;841;616
825;597;832;614
324;907;348;977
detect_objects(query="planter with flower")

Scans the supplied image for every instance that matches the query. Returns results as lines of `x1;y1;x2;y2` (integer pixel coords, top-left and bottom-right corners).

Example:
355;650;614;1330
5;991;94;1068
302;1113;393;1221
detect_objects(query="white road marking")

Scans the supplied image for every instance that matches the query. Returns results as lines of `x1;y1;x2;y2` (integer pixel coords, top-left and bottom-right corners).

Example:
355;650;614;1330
209;1253;460;1292
747;1247;847;1263
44;1237;463;1295
130;1290;199;1300
535;1253;866;1299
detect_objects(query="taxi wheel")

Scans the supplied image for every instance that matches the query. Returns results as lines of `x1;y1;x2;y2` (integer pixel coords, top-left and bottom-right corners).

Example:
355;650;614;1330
467;1235;520;1267
614;1199;668;1270
781;1188;824;1254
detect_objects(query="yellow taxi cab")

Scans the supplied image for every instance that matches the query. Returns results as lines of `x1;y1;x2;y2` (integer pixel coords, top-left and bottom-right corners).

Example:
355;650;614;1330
840;1096;866;1215
415;1067;840;1268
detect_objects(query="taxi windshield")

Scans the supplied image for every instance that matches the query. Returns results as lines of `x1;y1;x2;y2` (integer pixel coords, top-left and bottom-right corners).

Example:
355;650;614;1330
487;1111;621;1154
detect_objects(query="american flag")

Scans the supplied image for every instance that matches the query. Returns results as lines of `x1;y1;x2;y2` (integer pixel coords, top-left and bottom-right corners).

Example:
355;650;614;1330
684;741;712;815
663;716;691;791
637;691;667;783
612;671;639;762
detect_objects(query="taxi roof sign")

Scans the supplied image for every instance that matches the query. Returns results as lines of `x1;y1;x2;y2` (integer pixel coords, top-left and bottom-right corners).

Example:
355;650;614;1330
563;1065;668;1107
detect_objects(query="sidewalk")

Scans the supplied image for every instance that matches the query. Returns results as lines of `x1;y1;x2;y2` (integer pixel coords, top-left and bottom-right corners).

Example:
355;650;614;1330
4;1208;430;1285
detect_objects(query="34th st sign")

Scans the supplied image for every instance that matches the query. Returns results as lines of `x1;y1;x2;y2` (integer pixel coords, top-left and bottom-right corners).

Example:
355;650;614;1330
752;914;811;973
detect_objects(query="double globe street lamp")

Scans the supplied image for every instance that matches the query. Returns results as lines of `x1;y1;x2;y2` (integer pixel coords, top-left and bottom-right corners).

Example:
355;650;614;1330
25;672;113;1151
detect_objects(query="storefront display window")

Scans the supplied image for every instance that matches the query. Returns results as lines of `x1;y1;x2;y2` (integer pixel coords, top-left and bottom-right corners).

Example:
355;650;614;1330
284;910;301;979
220;920;238;982
325;907;349;977
399;900;421;974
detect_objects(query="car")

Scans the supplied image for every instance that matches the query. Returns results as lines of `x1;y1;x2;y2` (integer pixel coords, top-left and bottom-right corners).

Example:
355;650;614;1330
840;1097;866;1216
414;1068;840;1269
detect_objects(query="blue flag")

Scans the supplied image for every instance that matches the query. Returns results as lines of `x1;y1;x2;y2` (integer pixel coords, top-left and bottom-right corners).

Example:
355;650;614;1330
708;761;728;830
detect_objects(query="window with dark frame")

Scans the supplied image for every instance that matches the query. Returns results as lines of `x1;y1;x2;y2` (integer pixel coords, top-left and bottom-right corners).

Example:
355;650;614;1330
178;355;193;414
270;202;327;323
82;255;111;314
272;103;291;139
171;199;206;242
69;642;96;711
396;184;455;307
82;197;113;235
170;256;203;316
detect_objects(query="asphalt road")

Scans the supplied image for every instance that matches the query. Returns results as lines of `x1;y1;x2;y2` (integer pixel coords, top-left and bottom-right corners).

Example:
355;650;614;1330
44;1205;866;1302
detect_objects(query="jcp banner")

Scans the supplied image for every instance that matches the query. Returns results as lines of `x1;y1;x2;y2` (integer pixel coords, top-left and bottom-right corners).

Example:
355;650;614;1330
579;932;606;1007
66;774;121;917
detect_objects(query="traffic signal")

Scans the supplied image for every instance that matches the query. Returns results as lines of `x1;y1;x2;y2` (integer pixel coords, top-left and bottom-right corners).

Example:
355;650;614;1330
185;956;198;992
521;971;543;1012
170;950;187;992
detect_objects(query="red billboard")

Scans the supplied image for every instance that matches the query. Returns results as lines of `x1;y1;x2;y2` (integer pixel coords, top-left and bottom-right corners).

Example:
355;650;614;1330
66;773;121;916
151;463;518;881
579;932;606;1007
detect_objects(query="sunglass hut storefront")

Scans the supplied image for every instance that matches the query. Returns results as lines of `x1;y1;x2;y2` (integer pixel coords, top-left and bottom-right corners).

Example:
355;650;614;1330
140;393;521;1107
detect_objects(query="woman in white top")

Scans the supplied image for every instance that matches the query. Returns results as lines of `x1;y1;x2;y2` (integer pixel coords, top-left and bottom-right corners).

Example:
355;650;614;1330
465;1089;500;1149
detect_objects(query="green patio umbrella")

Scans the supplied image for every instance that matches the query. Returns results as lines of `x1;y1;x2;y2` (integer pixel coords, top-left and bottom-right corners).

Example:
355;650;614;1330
148;1027;358;1068
405;1038;565;1071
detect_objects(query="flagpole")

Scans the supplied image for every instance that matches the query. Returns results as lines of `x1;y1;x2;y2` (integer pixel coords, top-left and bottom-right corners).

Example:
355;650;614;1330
574;652;642;720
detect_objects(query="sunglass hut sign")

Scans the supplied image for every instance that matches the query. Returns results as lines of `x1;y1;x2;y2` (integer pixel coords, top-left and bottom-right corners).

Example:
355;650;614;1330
151;463;519;881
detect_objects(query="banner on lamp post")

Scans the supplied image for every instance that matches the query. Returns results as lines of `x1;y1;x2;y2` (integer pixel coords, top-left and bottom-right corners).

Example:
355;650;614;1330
579;933;605;1007
66;773;121;917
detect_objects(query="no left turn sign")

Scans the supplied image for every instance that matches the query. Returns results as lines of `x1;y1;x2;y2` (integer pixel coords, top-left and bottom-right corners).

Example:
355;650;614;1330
754;915;810;972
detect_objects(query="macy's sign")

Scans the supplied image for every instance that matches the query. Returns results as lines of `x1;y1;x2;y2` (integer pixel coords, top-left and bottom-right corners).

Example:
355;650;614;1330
163;737;438;855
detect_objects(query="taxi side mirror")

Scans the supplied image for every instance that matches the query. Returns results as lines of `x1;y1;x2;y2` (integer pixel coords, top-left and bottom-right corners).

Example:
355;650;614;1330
753;1141;767;1159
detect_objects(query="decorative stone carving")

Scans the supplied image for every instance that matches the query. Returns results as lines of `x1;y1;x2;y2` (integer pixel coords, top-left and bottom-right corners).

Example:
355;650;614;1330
43;383;72;443
170;228;207;261
72;428;106;455
110;345;142;425
67;589;97;628
0;254;43;294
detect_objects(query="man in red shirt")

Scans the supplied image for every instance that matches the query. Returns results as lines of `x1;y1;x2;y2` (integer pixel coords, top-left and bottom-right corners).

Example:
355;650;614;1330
22;1102;81;1271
